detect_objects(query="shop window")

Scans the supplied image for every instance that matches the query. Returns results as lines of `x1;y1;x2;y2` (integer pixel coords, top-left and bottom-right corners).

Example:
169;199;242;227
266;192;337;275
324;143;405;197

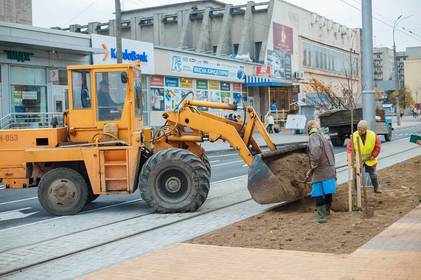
72;71;91;109
95;72;127;121
53;69;68;86
10;66;47;114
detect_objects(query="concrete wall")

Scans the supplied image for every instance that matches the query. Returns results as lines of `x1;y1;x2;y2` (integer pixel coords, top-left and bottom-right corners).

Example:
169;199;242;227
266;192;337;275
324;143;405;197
0;0;32;25
404;59;421;105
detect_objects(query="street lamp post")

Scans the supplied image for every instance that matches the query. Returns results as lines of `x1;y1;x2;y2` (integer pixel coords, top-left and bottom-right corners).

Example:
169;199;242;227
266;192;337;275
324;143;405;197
114;0;123;64
393;15;411;126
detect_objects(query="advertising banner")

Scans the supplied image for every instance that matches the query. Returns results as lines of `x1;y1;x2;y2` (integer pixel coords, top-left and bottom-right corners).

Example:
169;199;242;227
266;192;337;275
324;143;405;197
150;75;164;87
267;49;292;81
220;81;231;91
165;77;179;88
180;78;193;89
273;22;293;54
209;80;220;90
171;54;246;82
151;88;164;111
91;34;155;74
196;79;208;90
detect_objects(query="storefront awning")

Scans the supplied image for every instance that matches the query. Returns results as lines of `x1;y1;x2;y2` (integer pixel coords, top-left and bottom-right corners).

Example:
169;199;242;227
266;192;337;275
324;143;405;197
244;75;292;87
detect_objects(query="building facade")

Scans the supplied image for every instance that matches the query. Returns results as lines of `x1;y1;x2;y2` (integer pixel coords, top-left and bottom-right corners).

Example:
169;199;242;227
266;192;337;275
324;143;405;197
0;22;96;125
0;0;32;25
373;47;394;83
58;0;361;119
404;59;421;109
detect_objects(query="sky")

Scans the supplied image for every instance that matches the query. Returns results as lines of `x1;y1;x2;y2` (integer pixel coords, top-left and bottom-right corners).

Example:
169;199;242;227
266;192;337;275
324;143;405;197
32;0;421;51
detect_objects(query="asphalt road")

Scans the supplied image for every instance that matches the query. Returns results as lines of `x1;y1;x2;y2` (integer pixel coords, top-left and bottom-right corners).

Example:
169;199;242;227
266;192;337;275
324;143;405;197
0;124;420;231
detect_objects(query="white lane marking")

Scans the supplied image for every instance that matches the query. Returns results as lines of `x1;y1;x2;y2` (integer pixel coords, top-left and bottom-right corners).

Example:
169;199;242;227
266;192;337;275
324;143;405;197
0;197;37;206
242;164;248;168
0;207;39;222
212;160;244;167
212;175;247;184
0;198;142;232
207;153;238;159
209;160;220;164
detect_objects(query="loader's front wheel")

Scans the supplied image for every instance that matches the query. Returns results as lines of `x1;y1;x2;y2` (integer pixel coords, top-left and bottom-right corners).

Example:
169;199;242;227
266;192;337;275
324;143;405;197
139;148;210;213
38;168;88;216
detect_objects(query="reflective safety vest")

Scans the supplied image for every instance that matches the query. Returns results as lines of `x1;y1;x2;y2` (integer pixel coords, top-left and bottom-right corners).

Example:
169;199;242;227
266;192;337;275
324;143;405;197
352;130;377;166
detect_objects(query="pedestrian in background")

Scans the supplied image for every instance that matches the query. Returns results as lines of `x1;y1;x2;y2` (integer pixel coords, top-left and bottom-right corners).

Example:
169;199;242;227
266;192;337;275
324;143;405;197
267;113;275;134
347;120;382;193
307;120;337;224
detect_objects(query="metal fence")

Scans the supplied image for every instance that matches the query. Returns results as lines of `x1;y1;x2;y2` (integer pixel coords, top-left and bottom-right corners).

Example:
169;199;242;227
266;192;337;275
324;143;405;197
0;112;64;130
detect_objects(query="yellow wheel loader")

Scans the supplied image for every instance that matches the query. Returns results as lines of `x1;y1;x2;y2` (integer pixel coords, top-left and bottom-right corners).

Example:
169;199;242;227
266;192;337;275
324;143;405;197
0;63;309;215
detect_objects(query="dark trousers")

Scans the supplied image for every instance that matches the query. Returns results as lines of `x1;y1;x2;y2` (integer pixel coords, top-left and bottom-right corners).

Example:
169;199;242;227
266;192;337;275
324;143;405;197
364;164;380;190
268;124;273;133
314;194;332;207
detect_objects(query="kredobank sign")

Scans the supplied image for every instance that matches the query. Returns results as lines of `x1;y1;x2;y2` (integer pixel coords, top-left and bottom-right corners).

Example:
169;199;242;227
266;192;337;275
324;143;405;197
91;34;154;74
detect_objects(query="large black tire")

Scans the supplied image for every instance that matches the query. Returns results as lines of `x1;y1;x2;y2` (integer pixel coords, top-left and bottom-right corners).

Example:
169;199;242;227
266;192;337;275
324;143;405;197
139;148;210;213
38;168;89;216
201;153;211;177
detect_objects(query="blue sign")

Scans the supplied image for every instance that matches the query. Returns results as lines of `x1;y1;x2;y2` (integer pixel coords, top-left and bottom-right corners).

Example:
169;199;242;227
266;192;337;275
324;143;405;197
111;48;148;62
165;77;179;87
193;66;229;77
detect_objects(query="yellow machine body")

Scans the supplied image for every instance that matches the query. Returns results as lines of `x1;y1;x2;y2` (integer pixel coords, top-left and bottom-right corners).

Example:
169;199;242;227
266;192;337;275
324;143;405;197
0;63;308;215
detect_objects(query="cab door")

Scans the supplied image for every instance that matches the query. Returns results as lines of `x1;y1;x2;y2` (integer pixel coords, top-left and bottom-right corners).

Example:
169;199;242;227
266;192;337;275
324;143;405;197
68;70;97;134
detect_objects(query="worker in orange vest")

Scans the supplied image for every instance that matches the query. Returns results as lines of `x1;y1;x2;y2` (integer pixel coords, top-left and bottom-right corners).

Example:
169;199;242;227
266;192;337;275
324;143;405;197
347;120;382;193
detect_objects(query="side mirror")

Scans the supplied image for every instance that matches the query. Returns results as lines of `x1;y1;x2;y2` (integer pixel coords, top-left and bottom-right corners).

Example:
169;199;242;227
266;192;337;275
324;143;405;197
121;72;128;84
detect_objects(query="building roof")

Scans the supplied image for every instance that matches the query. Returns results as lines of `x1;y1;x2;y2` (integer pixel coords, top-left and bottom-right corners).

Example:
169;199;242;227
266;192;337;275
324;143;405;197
121;0;227;15
0;21;101;54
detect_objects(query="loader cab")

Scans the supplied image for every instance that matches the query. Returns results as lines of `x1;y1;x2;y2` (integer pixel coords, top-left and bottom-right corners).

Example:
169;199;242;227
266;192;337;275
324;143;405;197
66;63;143;144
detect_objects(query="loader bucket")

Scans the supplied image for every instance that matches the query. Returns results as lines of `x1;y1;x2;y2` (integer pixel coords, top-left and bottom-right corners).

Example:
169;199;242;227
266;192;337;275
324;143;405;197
247;143;310;204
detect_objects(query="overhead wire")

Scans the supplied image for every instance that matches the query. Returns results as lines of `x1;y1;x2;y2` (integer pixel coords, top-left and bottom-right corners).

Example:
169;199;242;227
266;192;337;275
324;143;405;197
337;0;421;43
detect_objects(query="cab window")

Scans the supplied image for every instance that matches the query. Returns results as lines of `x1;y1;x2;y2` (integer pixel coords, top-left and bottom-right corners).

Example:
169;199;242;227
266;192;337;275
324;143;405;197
96;72;127;121
134;67;143;117
72;71;91;109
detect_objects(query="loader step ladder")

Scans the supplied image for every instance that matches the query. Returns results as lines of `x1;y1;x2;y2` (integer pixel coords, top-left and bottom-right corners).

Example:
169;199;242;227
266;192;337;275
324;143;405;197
100;148;130;192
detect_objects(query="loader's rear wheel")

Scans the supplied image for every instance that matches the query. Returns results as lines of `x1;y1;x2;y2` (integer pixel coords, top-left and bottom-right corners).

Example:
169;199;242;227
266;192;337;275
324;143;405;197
38;168;88;216
139;148;210;213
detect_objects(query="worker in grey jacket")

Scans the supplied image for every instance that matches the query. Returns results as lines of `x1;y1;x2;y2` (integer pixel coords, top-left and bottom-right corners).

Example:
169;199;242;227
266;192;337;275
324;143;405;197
307;120;337;223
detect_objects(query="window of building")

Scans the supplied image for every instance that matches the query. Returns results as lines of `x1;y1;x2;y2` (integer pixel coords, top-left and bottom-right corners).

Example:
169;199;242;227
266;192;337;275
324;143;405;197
53;69;68;86
72;70;91;109
95;72;127;121
233;44;239;56
302;42;357;76
10;66;47;114
212;46;217;54
254;41;262;62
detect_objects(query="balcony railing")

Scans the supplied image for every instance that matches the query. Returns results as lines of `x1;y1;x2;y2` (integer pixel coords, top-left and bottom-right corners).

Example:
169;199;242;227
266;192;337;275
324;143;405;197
0;112;64;130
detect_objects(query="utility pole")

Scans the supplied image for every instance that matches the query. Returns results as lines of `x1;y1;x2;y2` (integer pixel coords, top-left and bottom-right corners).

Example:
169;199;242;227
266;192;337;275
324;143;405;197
115;0;123;63
361;0;376;130
393;15;411;126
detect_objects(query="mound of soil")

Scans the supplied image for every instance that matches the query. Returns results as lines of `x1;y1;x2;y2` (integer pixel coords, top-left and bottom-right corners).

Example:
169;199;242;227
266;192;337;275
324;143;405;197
190;156;421;254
